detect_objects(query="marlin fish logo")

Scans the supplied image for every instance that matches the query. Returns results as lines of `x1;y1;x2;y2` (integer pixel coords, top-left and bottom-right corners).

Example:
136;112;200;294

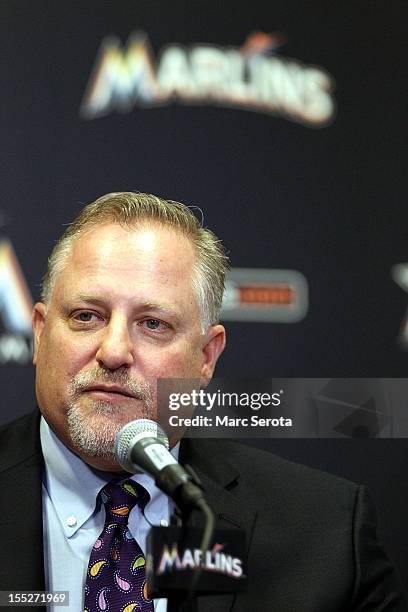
391;263;408;347
0;239;32;335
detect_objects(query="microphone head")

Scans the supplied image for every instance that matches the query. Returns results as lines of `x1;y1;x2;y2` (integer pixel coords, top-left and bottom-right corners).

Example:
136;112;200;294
114;418;169;472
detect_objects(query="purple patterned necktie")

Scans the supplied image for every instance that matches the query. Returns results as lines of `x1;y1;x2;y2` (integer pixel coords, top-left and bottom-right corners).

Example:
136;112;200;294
84;480;154;612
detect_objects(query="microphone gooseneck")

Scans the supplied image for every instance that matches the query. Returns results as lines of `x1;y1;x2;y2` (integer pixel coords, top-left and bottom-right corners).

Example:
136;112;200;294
114;419;207;510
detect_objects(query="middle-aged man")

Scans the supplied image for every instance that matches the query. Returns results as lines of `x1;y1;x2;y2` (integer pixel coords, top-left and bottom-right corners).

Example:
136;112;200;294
0;192;406;612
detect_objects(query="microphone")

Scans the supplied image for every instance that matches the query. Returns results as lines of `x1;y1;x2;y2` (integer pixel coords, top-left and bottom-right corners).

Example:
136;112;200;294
114;419;206;510
115;421;239;604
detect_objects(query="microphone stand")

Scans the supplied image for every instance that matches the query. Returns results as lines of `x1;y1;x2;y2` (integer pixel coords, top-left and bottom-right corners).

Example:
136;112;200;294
166;508;198;612
165;467;215;612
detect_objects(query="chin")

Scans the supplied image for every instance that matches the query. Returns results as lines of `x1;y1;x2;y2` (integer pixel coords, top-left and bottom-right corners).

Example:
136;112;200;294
82;455;128;474
66;399;153;460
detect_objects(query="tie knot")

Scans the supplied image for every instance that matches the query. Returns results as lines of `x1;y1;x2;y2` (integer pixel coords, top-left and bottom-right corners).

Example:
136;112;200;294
100;480;149;526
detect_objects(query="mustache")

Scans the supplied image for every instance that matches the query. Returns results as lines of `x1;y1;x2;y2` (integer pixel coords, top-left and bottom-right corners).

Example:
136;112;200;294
69;368;153;403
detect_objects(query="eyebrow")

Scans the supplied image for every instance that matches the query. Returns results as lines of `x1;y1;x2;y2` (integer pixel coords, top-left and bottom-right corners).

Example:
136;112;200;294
71;294;181;319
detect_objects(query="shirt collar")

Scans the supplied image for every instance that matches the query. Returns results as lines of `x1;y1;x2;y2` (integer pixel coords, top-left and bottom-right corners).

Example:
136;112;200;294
40;416;179;538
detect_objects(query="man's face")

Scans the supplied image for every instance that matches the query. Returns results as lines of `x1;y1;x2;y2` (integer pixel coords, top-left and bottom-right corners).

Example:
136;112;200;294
32;222;225;471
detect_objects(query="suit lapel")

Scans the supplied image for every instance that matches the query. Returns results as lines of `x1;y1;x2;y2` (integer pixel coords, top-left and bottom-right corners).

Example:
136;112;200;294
0;411;45;592
179;438;258;612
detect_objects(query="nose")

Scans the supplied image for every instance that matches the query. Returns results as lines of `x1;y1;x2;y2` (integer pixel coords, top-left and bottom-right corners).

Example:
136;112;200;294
96;316;134;370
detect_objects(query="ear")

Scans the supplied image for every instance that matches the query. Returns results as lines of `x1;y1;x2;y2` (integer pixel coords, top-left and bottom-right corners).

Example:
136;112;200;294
32;302;46;365
200;324;226;387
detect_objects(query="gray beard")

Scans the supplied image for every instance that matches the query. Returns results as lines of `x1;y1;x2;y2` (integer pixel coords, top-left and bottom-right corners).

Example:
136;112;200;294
66;368;154;460
66;400;151;460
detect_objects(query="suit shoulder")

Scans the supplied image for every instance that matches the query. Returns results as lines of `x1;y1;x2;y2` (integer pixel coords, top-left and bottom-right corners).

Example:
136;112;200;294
186;438;359;507
231;440;357;489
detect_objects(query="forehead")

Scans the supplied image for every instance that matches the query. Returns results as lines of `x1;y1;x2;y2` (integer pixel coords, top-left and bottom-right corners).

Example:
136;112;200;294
53;222;198;300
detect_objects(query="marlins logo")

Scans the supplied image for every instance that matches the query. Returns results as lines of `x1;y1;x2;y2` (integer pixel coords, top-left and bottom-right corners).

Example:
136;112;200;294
391;263;408;347
80;31;336;127
0;239;33;364
157;542;243;579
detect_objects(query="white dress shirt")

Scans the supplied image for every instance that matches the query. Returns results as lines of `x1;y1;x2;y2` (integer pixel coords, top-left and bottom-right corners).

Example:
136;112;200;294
40;416;177;611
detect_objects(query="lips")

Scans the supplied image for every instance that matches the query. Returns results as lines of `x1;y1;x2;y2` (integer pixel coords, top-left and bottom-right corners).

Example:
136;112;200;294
84;385;137;399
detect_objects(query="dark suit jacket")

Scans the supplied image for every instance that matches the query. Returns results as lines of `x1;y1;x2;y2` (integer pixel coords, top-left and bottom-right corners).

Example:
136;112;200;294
0;410;406;611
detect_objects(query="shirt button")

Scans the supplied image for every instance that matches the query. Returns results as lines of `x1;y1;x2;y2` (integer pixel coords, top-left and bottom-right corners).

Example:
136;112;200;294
160;519;169;527
66;516;77;527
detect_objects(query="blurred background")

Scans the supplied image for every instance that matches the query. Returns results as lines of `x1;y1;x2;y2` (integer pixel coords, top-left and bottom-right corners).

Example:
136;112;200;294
0;0;406;589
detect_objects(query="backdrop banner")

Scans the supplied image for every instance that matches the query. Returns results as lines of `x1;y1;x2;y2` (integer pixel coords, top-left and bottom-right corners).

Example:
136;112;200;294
0;0;406;591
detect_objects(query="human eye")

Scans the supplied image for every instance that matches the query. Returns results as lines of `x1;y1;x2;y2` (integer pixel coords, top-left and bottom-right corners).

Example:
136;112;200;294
140;318;170;333
70;310;103;327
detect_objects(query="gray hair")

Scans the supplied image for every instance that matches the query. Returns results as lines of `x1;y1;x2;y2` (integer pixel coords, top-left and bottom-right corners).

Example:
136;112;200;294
41;192;230;330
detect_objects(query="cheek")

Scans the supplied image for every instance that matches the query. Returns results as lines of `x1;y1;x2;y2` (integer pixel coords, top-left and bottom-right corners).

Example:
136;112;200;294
38;327;94;384
147;343;203;380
